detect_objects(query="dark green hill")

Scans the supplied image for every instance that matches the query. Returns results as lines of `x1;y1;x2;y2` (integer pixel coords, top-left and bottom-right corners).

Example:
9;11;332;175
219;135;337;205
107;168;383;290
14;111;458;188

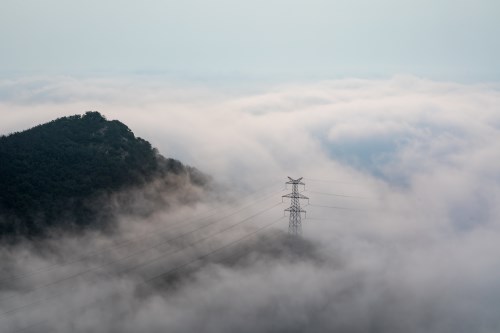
0;111;207;239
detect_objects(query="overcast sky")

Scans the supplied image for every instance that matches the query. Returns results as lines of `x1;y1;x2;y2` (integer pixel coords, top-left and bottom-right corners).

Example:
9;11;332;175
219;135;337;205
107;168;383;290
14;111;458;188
1;0;499;81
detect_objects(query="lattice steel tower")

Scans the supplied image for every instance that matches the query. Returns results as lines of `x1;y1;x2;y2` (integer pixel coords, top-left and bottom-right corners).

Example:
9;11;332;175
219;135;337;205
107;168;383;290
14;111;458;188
282;177;309;236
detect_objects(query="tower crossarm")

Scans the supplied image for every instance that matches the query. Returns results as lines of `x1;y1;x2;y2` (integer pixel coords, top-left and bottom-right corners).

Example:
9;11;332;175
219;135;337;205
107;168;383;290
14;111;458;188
285;207;306;213
286;176;304;185
282;193;309;200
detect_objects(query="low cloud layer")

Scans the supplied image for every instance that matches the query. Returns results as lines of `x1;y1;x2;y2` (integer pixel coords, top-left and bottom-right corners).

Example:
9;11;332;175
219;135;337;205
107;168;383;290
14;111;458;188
1;76;500;332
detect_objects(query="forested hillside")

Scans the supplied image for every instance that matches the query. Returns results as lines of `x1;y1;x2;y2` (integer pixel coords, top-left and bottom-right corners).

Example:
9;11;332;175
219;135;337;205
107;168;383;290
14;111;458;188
0;111;207;239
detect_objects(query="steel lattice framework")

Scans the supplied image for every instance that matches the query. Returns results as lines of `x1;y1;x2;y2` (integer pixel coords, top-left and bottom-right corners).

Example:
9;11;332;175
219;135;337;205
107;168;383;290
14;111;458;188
282;177;309;236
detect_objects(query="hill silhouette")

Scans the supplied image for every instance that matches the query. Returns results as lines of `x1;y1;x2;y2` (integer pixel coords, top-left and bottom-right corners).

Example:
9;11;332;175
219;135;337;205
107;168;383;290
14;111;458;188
0;111;207;239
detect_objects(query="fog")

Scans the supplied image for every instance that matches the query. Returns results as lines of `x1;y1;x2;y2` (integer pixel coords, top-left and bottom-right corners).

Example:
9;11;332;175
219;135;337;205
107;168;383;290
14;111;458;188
1;75;500;332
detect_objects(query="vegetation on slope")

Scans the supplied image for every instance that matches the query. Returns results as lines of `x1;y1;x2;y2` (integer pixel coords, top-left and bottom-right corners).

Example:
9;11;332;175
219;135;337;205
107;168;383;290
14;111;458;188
0;111;206;238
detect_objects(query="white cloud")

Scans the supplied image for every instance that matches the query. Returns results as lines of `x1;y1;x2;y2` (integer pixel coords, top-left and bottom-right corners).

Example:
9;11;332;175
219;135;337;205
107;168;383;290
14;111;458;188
1;75;500;332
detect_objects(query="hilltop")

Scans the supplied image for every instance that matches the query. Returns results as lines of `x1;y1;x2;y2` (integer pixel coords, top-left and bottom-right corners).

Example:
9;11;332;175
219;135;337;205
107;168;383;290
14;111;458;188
0;111;207;239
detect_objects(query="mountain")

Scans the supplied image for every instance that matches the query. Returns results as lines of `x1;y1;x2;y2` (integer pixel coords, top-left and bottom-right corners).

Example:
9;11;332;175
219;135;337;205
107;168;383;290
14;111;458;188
0;111;207;239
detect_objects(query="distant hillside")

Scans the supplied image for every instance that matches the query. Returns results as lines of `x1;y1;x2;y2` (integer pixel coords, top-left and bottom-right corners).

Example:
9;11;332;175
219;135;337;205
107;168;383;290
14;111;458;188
0;111;207;239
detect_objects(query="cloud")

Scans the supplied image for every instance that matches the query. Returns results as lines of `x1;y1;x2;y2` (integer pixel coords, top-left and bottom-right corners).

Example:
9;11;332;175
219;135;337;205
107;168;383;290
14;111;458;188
1;75;500;332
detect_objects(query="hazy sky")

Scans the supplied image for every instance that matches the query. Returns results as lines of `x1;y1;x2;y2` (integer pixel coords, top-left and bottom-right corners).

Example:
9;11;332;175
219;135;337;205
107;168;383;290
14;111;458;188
1;0;499;81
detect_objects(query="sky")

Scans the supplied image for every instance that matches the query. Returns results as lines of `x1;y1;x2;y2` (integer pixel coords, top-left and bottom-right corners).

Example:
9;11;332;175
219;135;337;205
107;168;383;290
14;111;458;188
1;0;499;81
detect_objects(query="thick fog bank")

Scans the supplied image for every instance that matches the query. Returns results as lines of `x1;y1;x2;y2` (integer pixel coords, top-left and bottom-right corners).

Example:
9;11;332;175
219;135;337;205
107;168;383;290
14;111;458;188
1;76;500;332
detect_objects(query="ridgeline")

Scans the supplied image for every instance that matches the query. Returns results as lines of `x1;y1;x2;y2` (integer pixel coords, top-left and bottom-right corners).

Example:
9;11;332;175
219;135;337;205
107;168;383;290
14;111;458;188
0;111;207;239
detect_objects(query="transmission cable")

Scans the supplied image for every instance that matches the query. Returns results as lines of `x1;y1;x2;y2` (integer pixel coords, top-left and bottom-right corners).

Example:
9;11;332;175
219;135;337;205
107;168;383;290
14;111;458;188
0;184;284;285
9;215;286;333
143;215;285;284
308;203;372;212
304;189;371;199
303;178;363;185
0;201;283;318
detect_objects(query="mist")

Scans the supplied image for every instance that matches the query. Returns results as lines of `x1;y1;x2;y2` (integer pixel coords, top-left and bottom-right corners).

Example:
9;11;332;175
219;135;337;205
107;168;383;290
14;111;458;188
1;75;500;332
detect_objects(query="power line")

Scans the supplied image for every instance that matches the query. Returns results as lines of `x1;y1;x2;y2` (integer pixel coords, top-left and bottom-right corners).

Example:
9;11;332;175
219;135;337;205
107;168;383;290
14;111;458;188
307;215;354;220
0;185;284;286
0;198;281;309
308;203;371;212
0;208;218;284
7;216;286;333
0;201;283;319
119;202;283;275
142;216;285;284
4;177;377;331
303;178;363;185
304;189;371;199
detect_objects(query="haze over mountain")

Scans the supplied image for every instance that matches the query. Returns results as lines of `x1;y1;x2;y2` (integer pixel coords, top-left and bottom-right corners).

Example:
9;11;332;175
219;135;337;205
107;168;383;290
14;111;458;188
0;111;207;239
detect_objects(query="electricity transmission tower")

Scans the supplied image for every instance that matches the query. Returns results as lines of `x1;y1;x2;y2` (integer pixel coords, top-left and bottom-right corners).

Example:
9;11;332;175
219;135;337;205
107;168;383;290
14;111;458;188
282;177;309;236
